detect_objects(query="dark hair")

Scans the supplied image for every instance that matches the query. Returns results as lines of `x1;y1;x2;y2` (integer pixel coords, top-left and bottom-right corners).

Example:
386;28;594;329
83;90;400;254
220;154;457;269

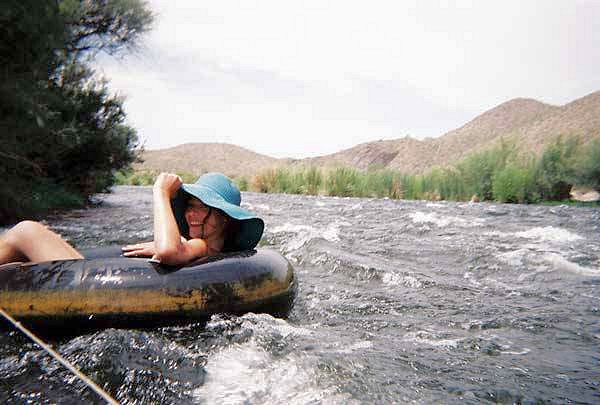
172;192;191;239
221;216;240;253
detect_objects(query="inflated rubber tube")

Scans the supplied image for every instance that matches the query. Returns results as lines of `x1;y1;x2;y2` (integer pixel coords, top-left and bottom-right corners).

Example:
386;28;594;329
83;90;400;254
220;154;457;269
0;248;297;334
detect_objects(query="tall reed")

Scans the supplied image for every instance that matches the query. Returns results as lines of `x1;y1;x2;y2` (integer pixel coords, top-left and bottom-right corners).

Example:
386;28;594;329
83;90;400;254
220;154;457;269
247;135;598;203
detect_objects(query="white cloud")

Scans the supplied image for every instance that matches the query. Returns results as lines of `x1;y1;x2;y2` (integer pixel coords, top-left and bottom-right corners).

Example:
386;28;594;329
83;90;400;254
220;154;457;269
97;0;600;158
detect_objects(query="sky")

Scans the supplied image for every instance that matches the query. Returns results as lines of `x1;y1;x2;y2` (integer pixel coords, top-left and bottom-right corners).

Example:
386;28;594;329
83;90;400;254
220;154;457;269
97;0;600;158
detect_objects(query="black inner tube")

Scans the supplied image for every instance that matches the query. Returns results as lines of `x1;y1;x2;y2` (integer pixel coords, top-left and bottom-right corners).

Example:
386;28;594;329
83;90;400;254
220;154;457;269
0;248;297;336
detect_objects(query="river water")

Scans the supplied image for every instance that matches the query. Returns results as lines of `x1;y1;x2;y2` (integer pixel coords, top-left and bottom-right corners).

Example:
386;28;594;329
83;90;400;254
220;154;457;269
1;186;599;404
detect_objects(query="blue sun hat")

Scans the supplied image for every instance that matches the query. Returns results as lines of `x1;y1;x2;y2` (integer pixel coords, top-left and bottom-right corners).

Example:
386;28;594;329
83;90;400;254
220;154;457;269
171;173;264;252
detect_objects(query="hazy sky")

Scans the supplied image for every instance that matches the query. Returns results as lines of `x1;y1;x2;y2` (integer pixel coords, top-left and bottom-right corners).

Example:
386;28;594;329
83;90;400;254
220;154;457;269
97;0;600;158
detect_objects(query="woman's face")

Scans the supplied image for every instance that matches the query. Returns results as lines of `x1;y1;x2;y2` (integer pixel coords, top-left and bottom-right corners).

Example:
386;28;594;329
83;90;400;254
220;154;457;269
184;198;228;239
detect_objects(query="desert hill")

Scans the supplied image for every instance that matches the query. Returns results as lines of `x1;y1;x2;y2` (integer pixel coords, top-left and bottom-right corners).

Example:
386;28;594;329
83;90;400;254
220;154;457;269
137;90;600;176
136;143;285;178
514;91;600;154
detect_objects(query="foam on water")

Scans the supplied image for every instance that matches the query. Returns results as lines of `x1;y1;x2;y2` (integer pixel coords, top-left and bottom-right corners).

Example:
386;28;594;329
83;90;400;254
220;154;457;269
426;202;446;208
496;249;529;267
480;276;512;289
195;340;347;404
241;313;314;338
516;268;552;282
402;331;461;349
241;202;270;211
515;226;583;243
544;253;599;276
409;211;484;228
270;221;348;253
501;348;531;355
337;340;373;354
194;314;348;403
382;272;423;288
463;271;482;287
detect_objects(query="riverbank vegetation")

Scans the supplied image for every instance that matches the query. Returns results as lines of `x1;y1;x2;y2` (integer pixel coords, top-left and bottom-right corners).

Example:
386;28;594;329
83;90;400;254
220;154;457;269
116;136;599;204
1;0;153;223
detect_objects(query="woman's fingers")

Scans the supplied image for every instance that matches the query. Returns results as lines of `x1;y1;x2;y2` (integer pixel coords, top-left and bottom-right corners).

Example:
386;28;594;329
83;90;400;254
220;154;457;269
122;242;154;251
122;247;144;256
123;248;148;257
122;242;156;257
154;172;183;198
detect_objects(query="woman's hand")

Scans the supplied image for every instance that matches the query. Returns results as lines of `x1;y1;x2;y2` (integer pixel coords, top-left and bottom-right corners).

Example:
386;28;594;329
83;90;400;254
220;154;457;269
122;241;156;257
153;172;183;199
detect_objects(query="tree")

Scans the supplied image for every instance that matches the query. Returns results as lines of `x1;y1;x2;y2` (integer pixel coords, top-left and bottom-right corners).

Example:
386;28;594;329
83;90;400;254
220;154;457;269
0;0;153;223
60;0;154;61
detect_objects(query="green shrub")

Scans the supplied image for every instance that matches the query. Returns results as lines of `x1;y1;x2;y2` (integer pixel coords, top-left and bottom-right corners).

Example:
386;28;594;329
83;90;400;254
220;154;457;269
534;136;578;200
457;140;515;201
325;167;360;196
112;170;156;186
304;167;323;195
492;164;535;203
398;173;417;200
573;138;600;190
290;169;309;194
28;181;85;213
176;172;197;184
274;167;304;194
113;169;132;185
234;176;249;192
251;169;277;193
438;168;466;200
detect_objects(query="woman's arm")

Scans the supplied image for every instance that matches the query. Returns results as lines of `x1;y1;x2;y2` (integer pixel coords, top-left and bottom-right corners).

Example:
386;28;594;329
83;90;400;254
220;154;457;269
151;173;208;265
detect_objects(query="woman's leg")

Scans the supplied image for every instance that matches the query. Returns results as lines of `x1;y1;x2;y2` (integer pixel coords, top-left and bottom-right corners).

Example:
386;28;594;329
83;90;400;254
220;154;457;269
0;220;83;264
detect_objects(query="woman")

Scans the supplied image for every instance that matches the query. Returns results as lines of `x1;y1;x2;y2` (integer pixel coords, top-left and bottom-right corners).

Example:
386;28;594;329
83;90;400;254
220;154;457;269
0;172;264;266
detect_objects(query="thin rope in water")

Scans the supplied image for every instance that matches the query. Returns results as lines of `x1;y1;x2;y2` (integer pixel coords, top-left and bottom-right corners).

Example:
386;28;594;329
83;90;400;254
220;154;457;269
0;307;119;405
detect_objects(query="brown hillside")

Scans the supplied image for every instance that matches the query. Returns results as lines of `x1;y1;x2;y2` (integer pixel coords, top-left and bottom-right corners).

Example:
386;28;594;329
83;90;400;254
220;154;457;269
136;91;600;176
136;143;283;178
513;91;600;154
296;138;407;170
304;92;599;173
414;98;561;169
297;98;561;173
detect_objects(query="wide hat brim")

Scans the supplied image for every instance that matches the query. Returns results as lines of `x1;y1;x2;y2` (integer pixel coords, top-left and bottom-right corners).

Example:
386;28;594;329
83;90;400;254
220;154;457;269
171;184;264;252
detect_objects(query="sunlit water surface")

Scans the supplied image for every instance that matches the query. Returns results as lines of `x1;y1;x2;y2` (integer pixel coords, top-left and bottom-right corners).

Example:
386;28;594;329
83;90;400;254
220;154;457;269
1;186;599;404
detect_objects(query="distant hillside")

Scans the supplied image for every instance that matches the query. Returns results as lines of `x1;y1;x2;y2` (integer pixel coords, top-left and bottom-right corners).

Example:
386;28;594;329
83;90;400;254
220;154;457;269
514;91;600;154
307;92;599;173
136;143;284;178
137;91;600;176
408;98;560;171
